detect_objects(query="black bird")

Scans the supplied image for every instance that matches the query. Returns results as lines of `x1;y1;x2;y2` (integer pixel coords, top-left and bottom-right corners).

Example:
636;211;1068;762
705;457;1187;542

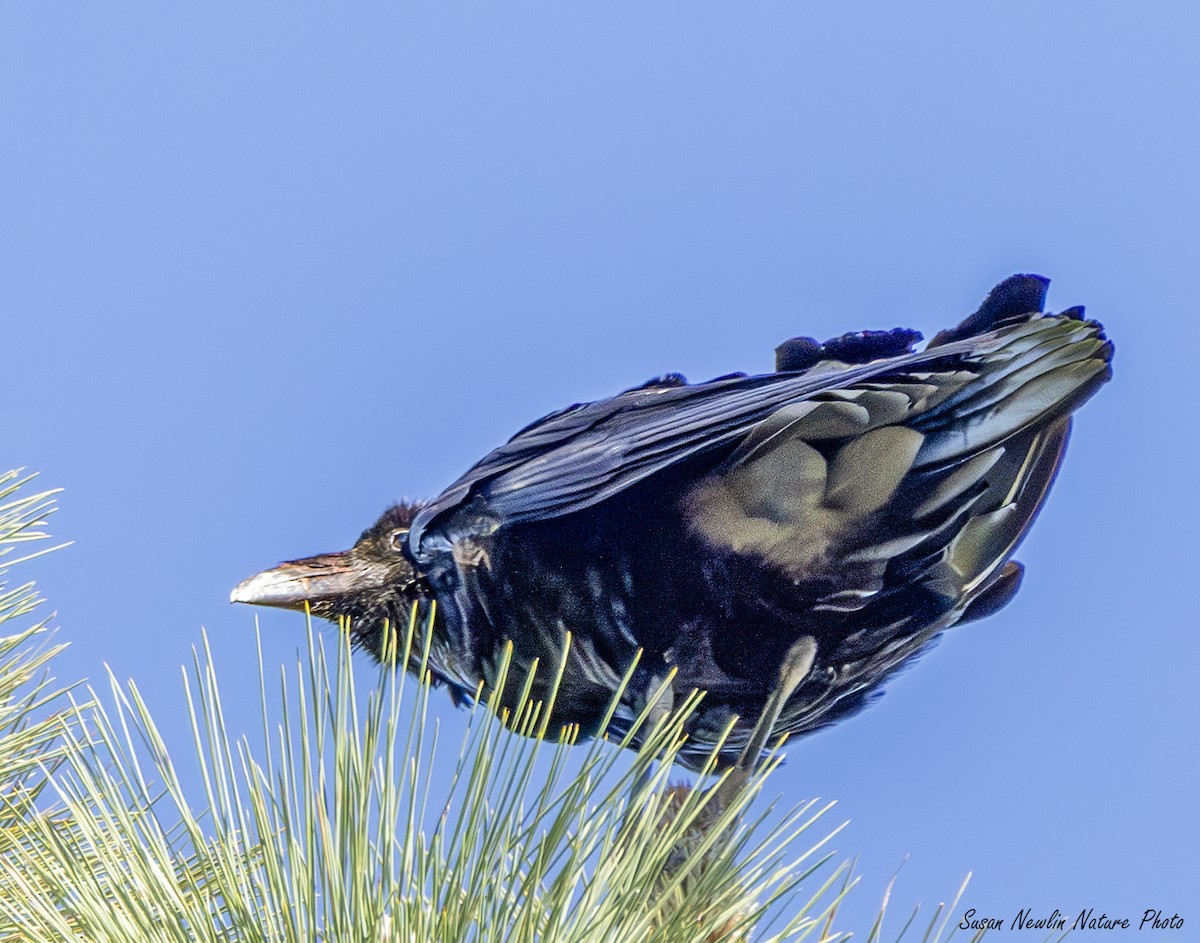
232;275;1112;771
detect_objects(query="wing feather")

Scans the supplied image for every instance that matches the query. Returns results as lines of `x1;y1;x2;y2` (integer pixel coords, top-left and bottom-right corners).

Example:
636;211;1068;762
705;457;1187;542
412;298;1110;563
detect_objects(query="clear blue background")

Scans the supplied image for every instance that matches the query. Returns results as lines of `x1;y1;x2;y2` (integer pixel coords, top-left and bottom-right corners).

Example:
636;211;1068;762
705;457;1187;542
4;2;1197;935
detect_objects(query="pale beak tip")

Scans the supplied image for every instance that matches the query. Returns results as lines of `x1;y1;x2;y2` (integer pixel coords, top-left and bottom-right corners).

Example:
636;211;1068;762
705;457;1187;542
230;578;255;604
228;553;357;610
230;570;284;606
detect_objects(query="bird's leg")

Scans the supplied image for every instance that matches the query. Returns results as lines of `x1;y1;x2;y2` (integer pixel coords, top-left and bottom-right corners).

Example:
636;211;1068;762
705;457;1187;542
716;635;817;806
630;668;677;798
642;668;677;734
734;635;817;770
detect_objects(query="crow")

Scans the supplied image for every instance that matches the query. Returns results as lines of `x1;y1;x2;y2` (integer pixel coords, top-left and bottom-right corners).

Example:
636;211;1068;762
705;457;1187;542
232;275;1112;771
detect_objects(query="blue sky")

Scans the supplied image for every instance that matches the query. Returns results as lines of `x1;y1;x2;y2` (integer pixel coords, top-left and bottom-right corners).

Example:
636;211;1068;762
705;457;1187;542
4;1;1197;934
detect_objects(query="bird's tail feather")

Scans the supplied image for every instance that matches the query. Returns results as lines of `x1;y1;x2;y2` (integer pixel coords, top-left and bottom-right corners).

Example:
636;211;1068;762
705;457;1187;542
913;310;1112;469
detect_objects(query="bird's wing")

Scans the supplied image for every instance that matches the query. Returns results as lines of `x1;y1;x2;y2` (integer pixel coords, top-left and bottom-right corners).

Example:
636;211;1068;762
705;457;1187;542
410;360;927;554
411;276;1111;561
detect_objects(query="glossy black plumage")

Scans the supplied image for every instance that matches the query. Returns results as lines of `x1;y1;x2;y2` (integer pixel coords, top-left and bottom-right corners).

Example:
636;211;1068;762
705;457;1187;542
232;275;1113;769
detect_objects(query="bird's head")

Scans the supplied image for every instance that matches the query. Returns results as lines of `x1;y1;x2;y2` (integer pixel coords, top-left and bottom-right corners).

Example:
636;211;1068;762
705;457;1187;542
230;502;426;659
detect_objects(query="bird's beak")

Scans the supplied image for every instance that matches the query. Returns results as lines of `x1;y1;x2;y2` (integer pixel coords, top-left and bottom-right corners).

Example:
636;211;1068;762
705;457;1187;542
231;551;373;609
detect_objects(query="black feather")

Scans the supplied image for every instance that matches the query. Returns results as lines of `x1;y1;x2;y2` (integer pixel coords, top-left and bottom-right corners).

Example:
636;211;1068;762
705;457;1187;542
234;274;1113;770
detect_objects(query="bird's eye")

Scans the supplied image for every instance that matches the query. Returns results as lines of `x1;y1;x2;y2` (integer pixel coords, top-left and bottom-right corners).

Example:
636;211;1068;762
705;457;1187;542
388;529;408;552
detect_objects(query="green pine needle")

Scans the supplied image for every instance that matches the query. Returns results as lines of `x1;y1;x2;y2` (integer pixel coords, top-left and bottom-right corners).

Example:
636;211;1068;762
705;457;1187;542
0;470;980;943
